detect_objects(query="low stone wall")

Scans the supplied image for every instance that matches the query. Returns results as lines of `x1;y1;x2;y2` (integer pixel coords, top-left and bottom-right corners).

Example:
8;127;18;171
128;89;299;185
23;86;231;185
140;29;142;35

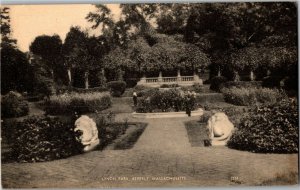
132;108;204;118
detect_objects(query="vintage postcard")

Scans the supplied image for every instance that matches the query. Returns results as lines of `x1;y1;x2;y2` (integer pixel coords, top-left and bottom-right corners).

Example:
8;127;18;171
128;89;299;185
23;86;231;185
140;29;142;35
1;2;298;188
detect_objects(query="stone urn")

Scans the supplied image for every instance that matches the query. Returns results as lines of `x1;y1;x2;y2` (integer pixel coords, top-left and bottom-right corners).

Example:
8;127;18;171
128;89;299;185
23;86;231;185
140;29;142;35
74;115;100;152
206;112;234;146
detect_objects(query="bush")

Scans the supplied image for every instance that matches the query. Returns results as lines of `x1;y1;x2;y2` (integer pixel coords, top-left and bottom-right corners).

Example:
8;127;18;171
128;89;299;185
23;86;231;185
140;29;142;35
44;92;112;115
136;89;197;113
71;86;108;93
227;99;298;153
3;116;83;162
107;81;126;97
160;84;179;88
262;76;282;88
1;91;29;118
125;79;139;88
181;84;212;93
222;87;284;106
210;76;228;92
224;81;262;89
195;93;224;104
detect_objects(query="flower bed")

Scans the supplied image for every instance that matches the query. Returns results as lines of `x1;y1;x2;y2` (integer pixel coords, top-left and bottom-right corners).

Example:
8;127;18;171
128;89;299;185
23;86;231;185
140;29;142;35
2;116;83;163
135;88;197;113
44;92;112;115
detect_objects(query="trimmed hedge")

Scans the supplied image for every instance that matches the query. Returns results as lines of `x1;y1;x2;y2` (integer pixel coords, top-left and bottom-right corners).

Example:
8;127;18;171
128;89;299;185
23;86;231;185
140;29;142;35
1;91;29;118
2;116;84;162
227;99;298;153
210;76;228;92
107;81;126;97
136;89;197;113
222;87;284;106
44;92;112;115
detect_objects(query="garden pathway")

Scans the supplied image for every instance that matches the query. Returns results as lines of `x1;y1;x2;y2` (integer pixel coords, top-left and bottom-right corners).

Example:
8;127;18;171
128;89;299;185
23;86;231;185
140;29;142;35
2;114;298;188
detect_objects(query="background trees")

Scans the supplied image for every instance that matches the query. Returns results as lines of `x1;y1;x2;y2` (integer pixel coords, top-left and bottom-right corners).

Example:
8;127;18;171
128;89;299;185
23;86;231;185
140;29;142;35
1;7;33;94
2;2;297;93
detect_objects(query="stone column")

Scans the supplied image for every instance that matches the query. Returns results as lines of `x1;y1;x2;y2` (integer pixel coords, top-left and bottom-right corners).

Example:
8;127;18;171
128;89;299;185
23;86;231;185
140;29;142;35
177;69;182;83
158;71;163;83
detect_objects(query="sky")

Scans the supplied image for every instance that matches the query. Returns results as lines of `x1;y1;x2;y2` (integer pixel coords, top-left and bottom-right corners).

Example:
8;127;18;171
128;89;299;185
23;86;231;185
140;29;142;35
8;4;121;52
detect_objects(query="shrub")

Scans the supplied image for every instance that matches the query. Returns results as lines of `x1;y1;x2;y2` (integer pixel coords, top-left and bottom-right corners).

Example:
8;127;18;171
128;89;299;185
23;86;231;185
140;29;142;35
210;76;228;92
4;116;83;162
1;91;29;118
227;99;298;153
71;86;108;93
125;79;139;88
262;76;282;88
195;93;224;104
34;76;55;98
44;92;112;115
107;81;126;97
222;87;283;106
136;89;197;113
181;84;212;93
224;81;262;89
160;84;179;88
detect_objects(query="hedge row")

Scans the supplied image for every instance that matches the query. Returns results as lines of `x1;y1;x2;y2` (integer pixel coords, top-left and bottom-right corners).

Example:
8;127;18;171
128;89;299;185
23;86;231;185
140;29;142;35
44;92;112;115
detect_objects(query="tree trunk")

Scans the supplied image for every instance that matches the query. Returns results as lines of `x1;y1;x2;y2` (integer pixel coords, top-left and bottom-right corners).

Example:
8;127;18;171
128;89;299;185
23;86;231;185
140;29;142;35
84;71;89;89
67;68;72;86
250;70;255;81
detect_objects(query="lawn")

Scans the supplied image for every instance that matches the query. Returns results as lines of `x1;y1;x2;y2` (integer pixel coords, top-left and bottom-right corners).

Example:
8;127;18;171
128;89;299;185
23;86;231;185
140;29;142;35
184;120;210;147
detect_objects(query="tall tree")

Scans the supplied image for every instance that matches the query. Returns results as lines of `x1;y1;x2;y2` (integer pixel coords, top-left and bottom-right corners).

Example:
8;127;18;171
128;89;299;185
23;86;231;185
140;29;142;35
29;35;63;80
0;7;17;49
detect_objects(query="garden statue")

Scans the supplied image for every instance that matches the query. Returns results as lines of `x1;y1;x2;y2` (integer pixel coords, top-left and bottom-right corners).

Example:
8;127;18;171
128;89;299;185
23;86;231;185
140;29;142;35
74;115;100;152
206;112;234;146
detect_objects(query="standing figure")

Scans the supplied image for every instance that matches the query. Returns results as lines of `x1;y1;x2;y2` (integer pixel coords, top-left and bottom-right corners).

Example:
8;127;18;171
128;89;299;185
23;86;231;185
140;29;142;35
133;91;138;106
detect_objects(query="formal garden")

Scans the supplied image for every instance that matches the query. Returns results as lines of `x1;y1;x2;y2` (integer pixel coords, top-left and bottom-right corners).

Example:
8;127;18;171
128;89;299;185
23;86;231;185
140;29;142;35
1;2;298;187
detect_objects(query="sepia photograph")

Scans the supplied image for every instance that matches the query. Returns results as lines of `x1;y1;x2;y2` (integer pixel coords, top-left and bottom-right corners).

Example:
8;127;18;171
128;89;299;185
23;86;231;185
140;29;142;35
0;1;299;188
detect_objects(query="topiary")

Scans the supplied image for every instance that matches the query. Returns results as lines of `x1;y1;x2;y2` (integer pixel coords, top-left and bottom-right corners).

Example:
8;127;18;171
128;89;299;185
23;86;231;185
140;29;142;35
227;99;298;153
107;81;127;97
1;91;29;118
210;76;228;92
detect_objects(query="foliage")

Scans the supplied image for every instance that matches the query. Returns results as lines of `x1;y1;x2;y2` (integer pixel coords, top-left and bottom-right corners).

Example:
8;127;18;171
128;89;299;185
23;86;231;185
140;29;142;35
1;91;29;118
181;84;212;93
3;116;84;162
160;84;179;88
29;35;63;74
44;92;112;115
262;76;282;88
0;7;17;49
224;81;262;89
222;87;285;106
227;99;298;153
195;93;225;104
106;81;127;97
136;89;197;113
1;46;34;94
210;76;228;92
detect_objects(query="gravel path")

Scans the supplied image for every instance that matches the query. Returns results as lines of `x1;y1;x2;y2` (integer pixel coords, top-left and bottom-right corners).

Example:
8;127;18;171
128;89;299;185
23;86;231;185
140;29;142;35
1;115;298;188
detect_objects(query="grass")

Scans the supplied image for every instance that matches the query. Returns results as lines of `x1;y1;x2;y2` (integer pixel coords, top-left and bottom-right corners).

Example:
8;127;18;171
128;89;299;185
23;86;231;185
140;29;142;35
184;120;210;147
106;123;148;150
259;172;298;186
